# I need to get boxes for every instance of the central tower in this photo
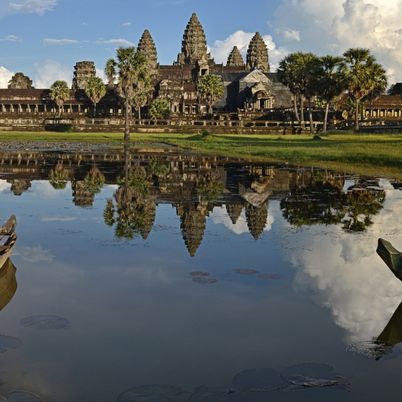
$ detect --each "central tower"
[177,13,210,66]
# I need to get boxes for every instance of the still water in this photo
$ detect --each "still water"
[0,147,401,401]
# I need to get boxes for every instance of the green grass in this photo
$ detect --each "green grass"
[1,131,402,179]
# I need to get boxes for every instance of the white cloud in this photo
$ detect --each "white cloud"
[96,38,134,47]
[32,60,71,88]
[210,30,288,71]
[276,28,301,42]
[43,38,80,46]
[121,22,132,27]
[271,0,402,82]
[0,66,13,88]
[0,34,21,42]
[9,0,57,15]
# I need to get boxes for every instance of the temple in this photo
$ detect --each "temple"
[0,13,294,131]
[0,12,400,131]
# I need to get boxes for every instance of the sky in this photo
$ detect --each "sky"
[0,0,401,88]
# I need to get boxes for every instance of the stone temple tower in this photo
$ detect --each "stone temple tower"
[227,46,245,68]
[177,13,209,66]
[72,61,96,91]
[138,29,158,73]
[246,33,270,73]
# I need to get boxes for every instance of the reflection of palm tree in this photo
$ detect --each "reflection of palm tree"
[104,144,156,240]
[281,176,385,232]
[72,167,105,208]
[49,162,69,190]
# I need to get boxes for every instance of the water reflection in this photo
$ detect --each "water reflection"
[0,259,17,311]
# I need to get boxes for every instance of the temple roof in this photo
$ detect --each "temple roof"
[247,32,270,73]
[227,46,245,68]
[179,13,209,65]
[138,29,158,71]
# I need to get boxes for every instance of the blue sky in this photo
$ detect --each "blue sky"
[0,0,401,87]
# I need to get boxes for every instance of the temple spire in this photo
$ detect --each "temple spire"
[227,46,245,68]
[177,13,209,65]
[137,29,158,72]
[246,32,270,73]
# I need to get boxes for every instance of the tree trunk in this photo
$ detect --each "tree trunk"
[300,96,305,128]
[138,107,141,123]
[124,100,130,142]
[308,98,314,134]
[355,98,360,132]
[293,96,300,122]
[94,103,97,117]
[323,102,330,134]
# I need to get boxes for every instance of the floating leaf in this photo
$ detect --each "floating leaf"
[231,368,286,392]
[190,272,210,278]
[0,335,22,353]
[7,391,43,402]
[20,315,70,330]
[257,274,283,281]
[192,277,217,285]
[188,386,231,402]
[233,269,259,276]
[117,384,188,402]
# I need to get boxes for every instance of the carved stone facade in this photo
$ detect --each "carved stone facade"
[227,47,245,68]
[138,29,158,73]
[8,73,33,90]
[246,33,270,73]
[72,61,96,91]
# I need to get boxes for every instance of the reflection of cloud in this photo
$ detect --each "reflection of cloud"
[0,180,11,192]
[284,181,402,345]
[211,205,274,235]
[41,216,77,222]
[15,246,54,263]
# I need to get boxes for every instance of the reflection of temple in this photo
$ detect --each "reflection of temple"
[0,259,17,311]
[0,150,387,256]
[7,179,31,196]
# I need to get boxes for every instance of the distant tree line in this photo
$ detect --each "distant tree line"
[277,48,388,133]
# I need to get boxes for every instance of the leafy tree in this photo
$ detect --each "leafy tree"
[343,48,387,131]
[85,76,107,116]
[197,74,224,115]
[50,80,70,116]
[278,52,320,132]
[149,98,170,121]
[105,47,151,141]
[316,56,347,133]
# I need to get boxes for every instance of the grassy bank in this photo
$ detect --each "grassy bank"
[1,131,402,179]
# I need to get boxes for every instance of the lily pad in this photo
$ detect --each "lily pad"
[0,335,22,353]
[233,269,259,276]
[192,277,217,285]
[190,272,210,277]
[20,315,70,330]
[188,387,231,402]
[231,368,286,392]
[281,363,347,390]
[257,274,282,281]
[7,391,43,402]
[117,384,188,402]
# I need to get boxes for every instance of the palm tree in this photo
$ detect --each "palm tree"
[105,58,117,87]
[197,74,224,115]
[85,76,107,116]
[317,56,347,133]
[343,48,387,131]
[50,80,70,116]
[106,47,151,141]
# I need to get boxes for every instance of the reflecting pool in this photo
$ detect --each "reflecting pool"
[0,147,401,401]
